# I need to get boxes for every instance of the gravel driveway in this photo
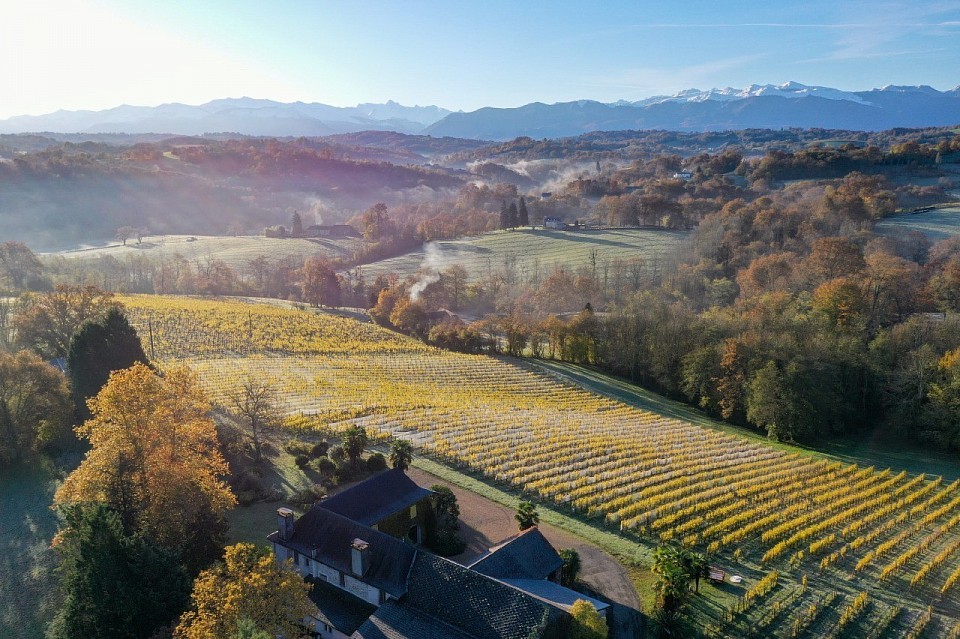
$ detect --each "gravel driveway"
[408,468,644,638]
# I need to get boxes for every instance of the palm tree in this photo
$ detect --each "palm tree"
[390,439,413,470]
[515,501,540,530]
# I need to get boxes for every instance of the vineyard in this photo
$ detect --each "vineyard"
[357,227,688,283]
[123,295,960,637]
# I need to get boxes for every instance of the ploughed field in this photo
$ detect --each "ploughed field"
[123,295,960,637]
[356,227,688,282]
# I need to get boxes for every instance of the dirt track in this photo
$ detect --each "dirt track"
[408,468,643,638]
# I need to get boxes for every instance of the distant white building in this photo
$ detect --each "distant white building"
[672,171,693,181]
[543,216,563,230]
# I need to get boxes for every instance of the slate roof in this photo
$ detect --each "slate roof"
[397,553,564,639]
[468,527,563,581]
[320,468,434,527]
[497,579,610,614]
[268,506,416,598]
[307,577,378,635]
[351,601,474,639]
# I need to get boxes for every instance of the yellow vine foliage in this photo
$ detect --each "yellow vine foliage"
[174,543,315,639]
[54,362,235,549]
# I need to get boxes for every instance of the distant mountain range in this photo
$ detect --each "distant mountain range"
[0,98,451,136]
[2,83,958,140]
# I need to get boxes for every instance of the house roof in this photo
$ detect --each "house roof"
[468,527,563,581]
[308,577,378,635]
[398,553,565,639]
[351,601,474,639]
[497,579,609,614]
[320,468,434,527]
[268,506,416,598]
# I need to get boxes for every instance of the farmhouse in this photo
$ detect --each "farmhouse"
[270,470,605,638]
[543,216,564,230]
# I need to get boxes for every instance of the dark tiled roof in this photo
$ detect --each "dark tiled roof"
[308,577,377,635]
[320,468,434,527]
[351,601,474,639]
[400,553,565,639]
[468,527,563,581]
[268,507,416,597]
[497,579,609,613]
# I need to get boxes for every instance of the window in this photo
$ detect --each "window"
[339,572,345,586]
[409,504,417,518]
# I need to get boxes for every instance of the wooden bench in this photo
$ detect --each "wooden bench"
[708,566,725,583]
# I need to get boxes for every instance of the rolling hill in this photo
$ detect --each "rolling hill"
[356,228,689,282]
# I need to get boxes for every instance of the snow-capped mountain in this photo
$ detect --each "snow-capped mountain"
[426,83,960,140]
[626,82,872,106]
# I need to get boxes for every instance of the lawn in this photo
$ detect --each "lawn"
[47,234,365,271]
[357,227,688,282]
[876,205,960,241]
[0,462,62,639]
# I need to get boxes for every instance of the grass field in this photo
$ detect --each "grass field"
[0,462,62,639]
[357,227,688,281]
[120,295,960,637]
[877,205,960,241]
[49,234,365,270]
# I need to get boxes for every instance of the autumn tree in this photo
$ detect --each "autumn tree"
[0,349,71,463]
[55,363,236,574]
[301,256,341,308]
[13,285,119,359]
[173,543,315,639]
[570,599,608,639]
[67,307,149,421]
[225,376,281,462]
[48,504,190,639]
[0,241,43,291]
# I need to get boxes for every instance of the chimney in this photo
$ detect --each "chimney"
[351,538,370,577]
[277,508,294,541]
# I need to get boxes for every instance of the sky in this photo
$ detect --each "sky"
[1,0,959,119]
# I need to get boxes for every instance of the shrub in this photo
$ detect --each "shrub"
[428,528,466,557]
[315,457,336,478]
[236,490,261,507]
[311,441,329,457]
[294,454,311,469]
[288,485,325,508]
[366,452,387,472]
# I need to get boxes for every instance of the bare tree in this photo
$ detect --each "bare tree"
[225,376,281,462]
[115,226,137,246]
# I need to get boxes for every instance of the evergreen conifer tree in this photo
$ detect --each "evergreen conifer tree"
[518,197,529,227]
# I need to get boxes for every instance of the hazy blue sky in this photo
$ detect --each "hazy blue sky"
[2,0,958,118]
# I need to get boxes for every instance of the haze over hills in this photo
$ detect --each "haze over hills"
[0,98,452,136]
[1,83,958,140]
